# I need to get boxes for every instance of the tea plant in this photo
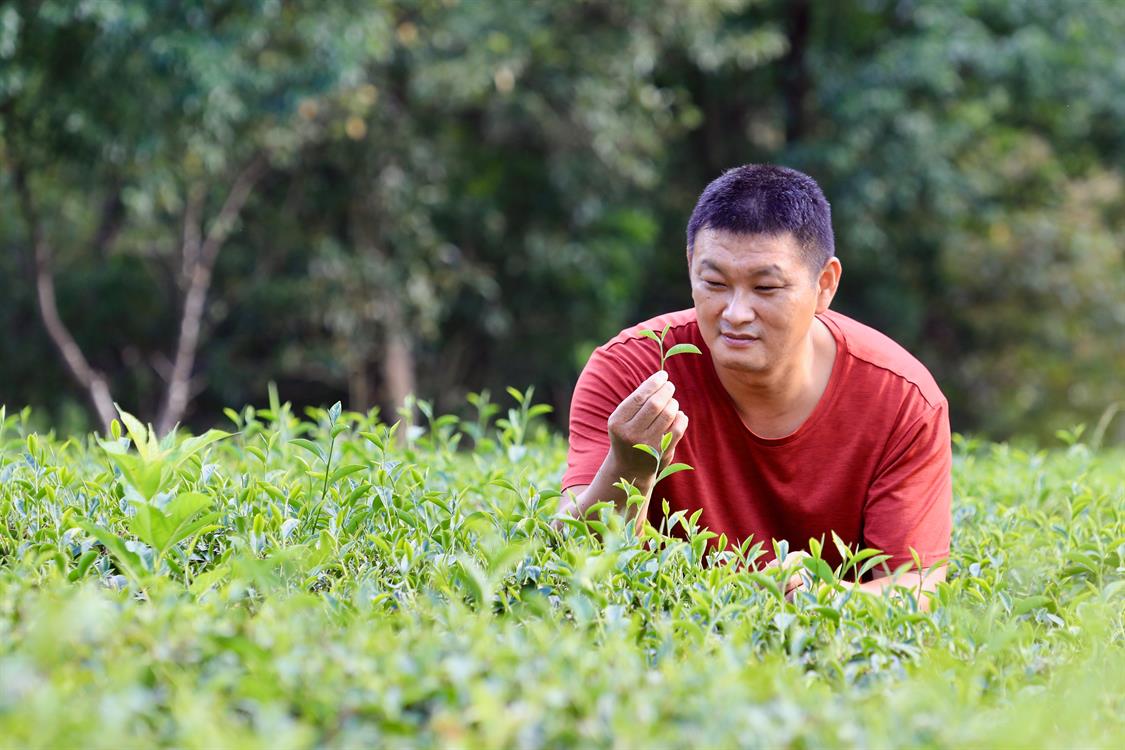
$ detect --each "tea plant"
[0,395,1122,749]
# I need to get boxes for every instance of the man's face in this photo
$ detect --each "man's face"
[689,229,838,376]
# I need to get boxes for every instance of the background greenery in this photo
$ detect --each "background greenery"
[2,0,1123,442]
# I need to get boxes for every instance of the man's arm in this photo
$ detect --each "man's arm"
[847,564,947,611]
[557,451,654,533]
[557,369,688,532]
[810,401,952,612]
[860,400,953,602]
[768,553,947,611]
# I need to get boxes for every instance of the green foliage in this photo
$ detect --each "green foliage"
[1,396,1123,747]
[796,0,1125,440]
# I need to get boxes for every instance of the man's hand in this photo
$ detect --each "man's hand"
[763,551,946,611]
[557,370,689,528]
[606,369,689,474]
[762,551,812,599]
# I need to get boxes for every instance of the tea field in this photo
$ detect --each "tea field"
[1,394,1122,748]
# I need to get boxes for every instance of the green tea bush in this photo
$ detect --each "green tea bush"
[0,394,1122,748]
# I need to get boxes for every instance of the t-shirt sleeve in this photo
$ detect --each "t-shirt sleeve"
[862,399,952,571]
[561,346,644,492]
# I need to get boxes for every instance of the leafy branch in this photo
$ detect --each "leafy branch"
[290,401,346,533]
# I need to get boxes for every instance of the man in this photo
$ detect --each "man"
[560,164,951,602]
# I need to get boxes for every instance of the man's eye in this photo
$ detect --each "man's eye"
[756,285,781,292]
[703,279,725,288]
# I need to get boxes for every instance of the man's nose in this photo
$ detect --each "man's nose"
[722,290,757,326]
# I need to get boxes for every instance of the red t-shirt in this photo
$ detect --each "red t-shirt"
[562,308,951,571]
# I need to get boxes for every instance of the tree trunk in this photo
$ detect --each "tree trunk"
[157,155,267,435]
[347,191,417,418]
[381,298,416,415]
[14,165,117,433]
[348,357,372,413]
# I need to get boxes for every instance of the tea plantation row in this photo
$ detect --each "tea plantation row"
[0,395,1122,748]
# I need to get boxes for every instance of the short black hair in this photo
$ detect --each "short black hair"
[686,164,834,271]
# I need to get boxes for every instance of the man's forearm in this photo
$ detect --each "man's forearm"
[838,566,947,611]
[559,451,658,528]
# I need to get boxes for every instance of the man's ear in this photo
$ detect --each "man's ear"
[815,258,842,313]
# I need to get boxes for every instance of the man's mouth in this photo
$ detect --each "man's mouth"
[720,332,759,347]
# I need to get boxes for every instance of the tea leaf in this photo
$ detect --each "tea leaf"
[656,463,694,483]
[803,556,836,586]
[290,438,325,462]
[664,343,702,358]
[1012,595,1052,616]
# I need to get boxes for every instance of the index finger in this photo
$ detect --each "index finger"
[616,370,670,422]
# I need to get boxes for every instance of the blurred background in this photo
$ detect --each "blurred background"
[1,0,1122,444]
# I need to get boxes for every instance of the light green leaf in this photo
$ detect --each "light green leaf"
[67,550,99,582]
[810,605,842,622]
[176,429,231,467]
[128,492,214,557]
[583,501,615,517]
[844,547,885,570]
[857,553,893,579]
[664,343,702,358]
[1013,595,1051,616]
[78,520,147,583]
[803,556,836,585]
[749,572,783,601]
[290,438,325,462]
[830,530,851,563]
[330,464,366,483]
[190,564,230,597]
[656,463,694,483]
[453,557,490,607]
[115,404,160,462]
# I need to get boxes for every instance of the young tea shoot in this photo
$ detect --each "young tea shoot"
[623,324,703,530]
[638,323,702,372]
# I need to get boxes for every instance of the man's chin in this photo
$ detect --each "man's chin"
[712,350,769,374]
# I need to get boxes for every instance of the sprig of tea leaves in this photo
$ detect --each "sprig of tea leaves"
[638,323,702,371]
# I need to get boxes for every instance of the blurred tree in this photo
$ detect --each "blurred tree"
[251,0,786,417]
[0,0,387,432]
[2,0,1120,443]
[797,0,1125,439]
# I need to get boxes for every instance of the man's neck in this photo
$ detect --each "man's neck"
[716,317,837,439]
